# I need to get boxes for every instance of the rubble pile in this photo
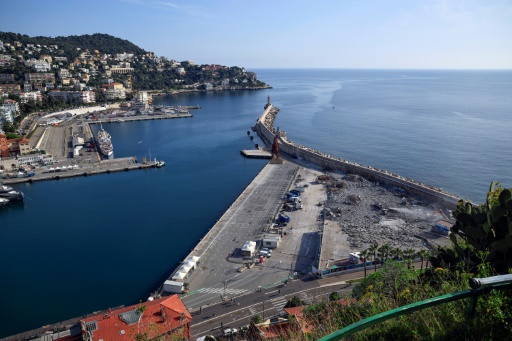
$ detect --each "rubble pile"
[324,173,448,250]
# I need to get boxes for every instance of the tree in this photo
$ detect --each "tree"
[368,243,379,272]
[250,314,263,324]
[392,247,403,261]
[378,243,392,264]
[329,292,340,301]
[284,296,306,308]
[417,249,430,274]
[360,249,369,278]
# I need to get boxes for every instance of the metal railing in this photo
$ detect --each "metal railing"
[319,274,512,341]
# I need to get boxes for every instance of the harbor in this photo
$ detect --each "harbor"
[0,98,194,185]
[151,99,456,314]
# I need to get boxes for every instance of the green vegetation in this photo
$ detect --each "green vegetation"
[0,32,145,59]
[250,314,263,324]
[329,292,341,301]
[284,296,307,308]
[431,181,512,274]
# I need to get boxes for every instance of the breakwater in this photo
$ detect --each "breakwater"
[254,104,460,208]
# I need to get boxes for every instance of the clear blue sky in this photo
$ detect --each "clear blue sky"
[1,0,511,69]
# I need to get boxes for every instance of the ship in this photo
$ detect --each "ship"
[96,124,114,157]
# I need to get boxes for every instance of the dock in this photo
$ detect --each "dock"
[240,149,272,159]
[1,158,161,184]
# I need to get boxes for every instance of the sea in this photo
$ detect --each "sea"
[0,69,510,337]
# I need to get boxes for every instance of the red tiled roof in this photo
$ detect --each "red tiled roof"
[81,295,191,341]
[253,321,300,339]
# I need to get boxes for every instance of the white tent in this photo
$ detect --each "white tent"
[184,260,196,269]
[186,255,200,263]
[172,271,187,280]
[49,167,55,172]
[179,264,192,273]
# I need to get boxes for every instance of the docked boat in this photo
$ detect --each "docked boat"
[0,183,14,193]
[155,160,165,168]
[0,190,24,202]
[96,124,114,157]
[0,197,8,206]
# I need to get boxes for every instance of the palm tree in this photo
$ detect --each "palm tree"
[418,249,430,274]
[368,243,379,271]
[404,248,416,269]
[378,243,392,263]
[392,247,403,261]
[360,249,369,278]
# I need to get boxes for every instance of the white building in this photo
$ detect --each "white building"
[104,88,126,100]
[131,91,151,111]
[48,90,96,104]
[1,100,19,114]
[19,91,42,103]
[241,240,256,257]
[17,154,55,166]
[262,234,281,249]
[0,108,14,123]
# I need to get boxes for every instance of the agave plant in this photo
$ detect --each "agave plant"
[430,181,512,274]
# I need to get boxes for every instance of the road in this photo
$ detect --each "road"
[189,260,424,339]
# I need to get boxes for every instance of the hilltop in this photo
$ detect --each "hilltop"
[0,32,269,132]
[0,32,146,59]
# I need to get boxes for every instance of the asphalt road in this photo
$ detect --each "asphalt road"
[190,261,424,339]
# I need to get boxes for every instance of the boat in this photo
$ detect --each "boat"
[96,123,114,157]
[0,190,24,202]
[155,160,165,168]
[0,183,15,193]
[0,197,8,206]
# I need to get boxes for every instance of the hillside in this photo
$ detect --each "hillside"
[0,32,145,59]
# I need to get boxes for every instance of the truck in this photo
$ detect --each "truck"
[278,213,291,224]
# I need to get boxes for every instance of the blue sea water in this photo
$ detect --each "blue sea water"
[0,69,511,336]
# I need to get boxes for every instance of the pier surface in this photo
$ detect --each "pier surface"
[158,161,328,314]
[240,149,272,159]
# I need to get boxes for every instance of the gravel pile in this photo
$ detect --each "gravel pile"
[324,173,449,250]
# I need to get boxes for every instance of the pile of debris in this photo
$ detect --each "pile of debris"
[324,173,449,250]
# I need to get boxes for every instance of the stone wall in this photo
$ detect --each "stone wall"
[255,105,459,208]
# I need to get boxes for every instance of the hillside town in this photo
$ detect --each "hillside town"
[0,33,268,139]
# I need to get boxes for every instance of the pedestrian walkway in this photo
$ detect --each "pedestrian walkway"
[197,287,248,296]
[270,297,288,313]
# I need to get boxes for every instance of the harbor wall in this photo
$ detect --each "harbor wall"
[255,105,460,208]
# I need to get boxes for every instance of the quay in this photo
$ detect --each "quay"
[87,112,192,124]
[1,158,159,185]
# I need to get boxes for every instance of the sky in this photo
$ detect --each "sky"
[1,0,511,69]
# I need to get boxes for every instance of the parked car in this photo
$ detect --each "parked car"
[261,248,272,257]
[224,327,239,336]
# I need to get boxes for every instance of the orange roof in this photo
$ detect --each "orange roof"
[81,295,192,341]
[284,306,315,334]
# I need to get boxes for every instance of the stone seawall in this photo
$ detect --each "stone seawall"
[255,104,460,208]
